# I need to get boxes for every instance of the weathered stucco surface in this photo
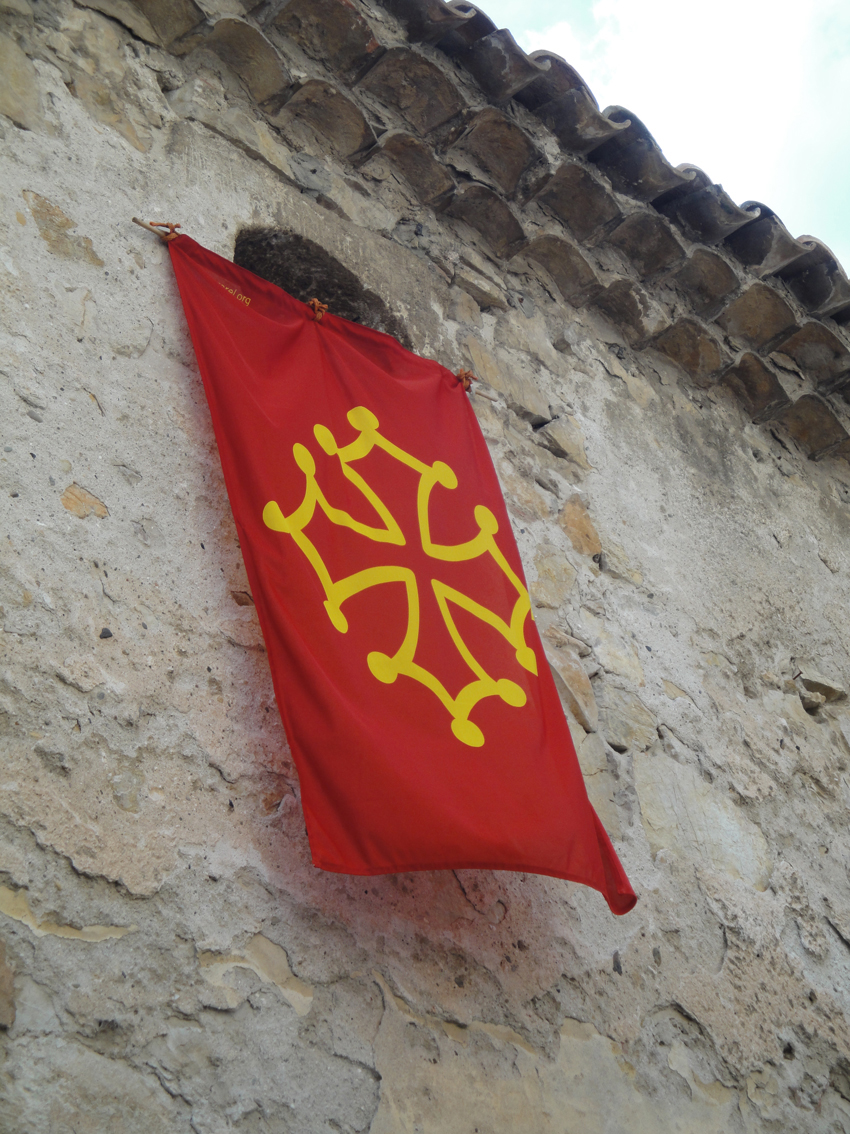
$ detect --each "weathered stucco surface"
[2,1,850,1130]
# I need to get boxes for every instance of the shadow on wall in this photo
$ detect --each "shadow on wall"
[233,228,412,349]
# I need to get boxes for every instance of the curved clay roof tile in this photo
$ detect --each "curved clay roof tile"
[445,107,540,196]
[774,394,850,459]
[379,0,478,43]
[517,234,600,306]
[188,19,291,106]
[725,207,811,278]
[651,317,730,388]
[773,323,850,391]
[357,48,466,134]
[660,181,761,246]
[436,1,497,51]
[778,240,850,322]
[357,131,456,206]
[516,50,597,111]
[130,0,204,47]
[273,80,376,158]
[672,249,740,319]
[721,352,793,423]
[445,182,526,258]
[272,0,384,82]
[606,212,686,280]
[451,28,550,103]
[715,282,798,352]
[533,162,622,244]
[533,90,629,155]
[587,109,696,202]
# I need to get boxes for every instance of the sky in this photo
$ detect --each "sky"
[478,0,850,273]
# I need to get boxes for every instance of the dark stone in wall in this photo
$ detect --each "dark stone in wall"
[233,229,412,349]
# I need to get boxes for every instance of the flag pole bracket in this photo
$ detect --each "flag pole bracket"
[132,217,182,243]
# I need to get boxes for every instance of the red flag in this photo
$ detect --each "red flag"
[167,235,636,915]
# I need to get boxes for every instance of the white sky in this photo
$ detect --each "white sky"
[479,0,850,272]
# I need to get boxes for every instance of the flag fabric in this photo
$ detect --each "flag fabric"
[167,235,636,915]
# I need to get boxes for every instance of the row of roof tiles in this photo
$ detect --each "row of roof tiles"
[121,0,850,463]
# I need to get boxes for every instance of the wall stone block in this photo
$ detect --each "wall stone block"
[0,31,47,132]
[634,746,773,890]
[558,494,602,556]
[544,636,598,733]
[597,685,657,753]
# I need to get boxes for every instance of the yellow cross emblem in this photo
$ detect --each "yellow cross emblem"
[263,406,537,747]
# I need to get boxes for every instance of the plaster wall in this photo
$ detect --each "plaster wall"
[2,3,850,1131]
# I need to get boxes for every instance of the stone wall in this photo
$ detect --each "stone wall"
[2,0,850,1130]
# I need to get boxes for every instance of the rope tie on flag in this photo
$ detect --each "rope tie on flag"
[456,368,475,393]
[308,298,328,322]
[131,217,181,243]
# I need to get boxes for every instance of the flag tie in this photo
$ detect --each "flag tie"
[456,368,475,393]
[308,298,329,322]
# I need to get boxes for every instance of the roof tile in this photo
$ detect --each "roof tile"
[658,174,761,245]
[725,207,810,278]
[518,234,599,305]
[273,80,375,157]
[721,352,794,423]
[772,323,850,391]
[357,47,465,133]
[379,0,475,43]
[272,0,383,81]
[445,182,526,257]
[672,249,740,318]
[606,212,685,280]
[445,107,539,196]
[533,161,621,243]
[360,131,455,205]
[193,19,291,106]
[774,394,850,459]
[651,318,730,387]
[715,282,798,351]
[589,278,669,347]
[588,109,695,201]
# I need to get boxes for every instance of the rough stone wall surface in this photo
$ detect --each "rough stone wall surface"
[2,1,850,1131]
